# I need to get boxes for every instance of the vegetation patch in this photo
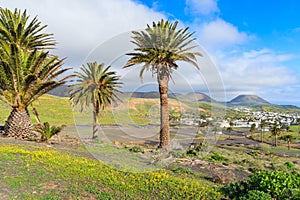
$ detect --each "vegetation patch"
[0,144,220,199]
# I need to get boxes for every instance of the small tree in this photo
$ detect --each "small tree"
[227,127,233,139]
[280,134,296,150]
[250,123,256,135]
[227,121,234,139]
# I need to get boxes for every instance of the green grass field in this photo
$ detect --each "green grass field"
[0,143,220,199]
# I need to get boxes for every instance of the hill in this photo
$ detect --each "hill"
[181,92,217,102]
[46,87,300,111]
[48,85,71,97]
[228,94,270,106]
[119,91,215,103]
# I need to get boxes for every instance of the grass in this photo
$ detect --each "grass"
[0,95,186,126]
[251,125,300,147]
[0,143,221,199]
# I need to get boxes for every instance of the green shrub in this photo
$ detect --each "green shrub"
[186,149,199,157]
[129,146,144,153]
[284,161,295,170]
[170,166,195,175]
[222,170,300,199]
[210,152,228,162]
[239,190,272,200]
[35,122,65,142]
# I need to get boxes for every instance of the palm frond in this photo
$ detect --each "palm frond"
[124,19,202,82]
[70,62,123,114]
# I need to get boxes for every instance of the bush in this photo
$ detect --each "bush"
[209,152,228,162]
[170,166,195,175]
[222,170,300,199]
[284,161,295,170]
[129,146,144,153]
[239,190,272,200]
[35,122,65,142]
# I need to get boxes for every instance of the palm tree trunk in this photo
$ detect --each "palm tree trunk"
[261,130,263,143]
[3,107,33,140]
[92,104,99,139]
[158,74,170,148]
[288,141,291,150]
[274,135,277,146]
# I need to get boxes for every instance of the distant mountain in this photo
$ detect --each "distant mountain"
[120,91,215,102]
[47,87,299,110]
[228,95,270,106]
[181,92,216,102]
[48,85,71,97]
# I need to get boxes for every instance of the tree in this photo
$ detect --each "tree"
[70,62,122,139]
[250,123,256,135]
[297,118,300,134]
[0,8,70,139]
[259,120,266,143]
[227,121,234,139]
[124,19,201,148]
[271,124,281,146]
[227,126,233,139]
[279,134,296,150]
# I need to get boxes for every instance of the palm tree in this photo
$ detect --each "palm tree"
[0,8,70,139]
[260,119,266,143]
[297,118,300,134]
[250,123,256,135]
[271,123,281,146]
[124,19,201,148]
[70,62,122,139]
[280,134,296,150]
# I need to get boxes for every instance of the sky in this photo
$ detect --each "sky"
[1,0,300,106]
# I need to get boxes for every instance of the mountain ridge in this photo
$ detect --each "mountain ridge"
[227,94,271,106]
[47,85,299,108]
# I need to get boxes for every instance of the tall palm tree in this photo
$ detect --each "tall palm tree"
[124,19,201,148]
[271,123,281,146]
[260,119,266,143]
[0,8,70,139]
[70,62,122,139]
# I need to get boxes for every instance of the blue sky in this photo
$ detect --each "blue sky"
[1,0,300,105]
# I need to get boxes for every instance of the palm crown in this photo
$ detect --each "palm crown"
[70,62,122,112]
[0,8,55,50]
[124,19,201,81]
[0,46,70,109]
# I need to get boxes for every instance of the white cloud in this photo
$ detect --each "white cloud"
[185,0,219,16]
[218,49,298,97]
[1,0,164,68]
[197,18,251,50]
